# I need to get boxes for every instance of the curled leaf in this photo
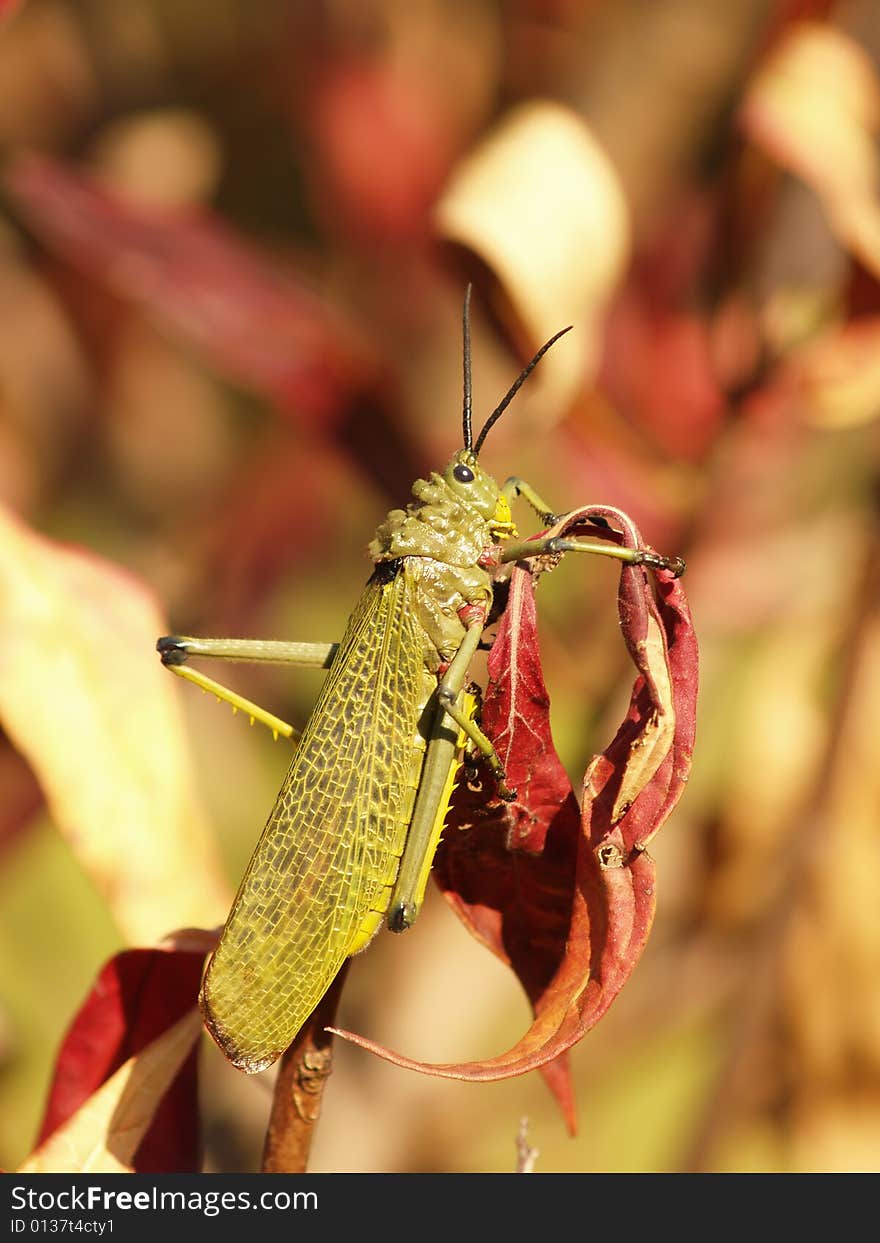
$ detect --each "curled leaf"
[330,509,697,1117]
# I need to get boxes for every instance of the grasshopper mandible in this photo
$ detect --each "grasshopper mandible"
[158,288,684,1073]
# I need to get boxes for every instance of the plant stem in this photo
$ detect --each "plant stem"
[261,963,350,1173]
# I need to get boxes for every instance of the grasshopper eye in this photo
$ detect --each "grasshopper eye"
[453,464,475,483]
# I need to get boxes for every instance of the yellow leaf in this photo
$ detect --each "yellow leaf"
[789,318,880,427]
[435,100,629,415]
[0,502,229,942]
[742,23,880,276]
[18,1010,203,1173]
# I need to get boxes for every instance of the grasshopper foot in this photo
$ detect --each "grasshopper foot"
[637,551,686,578]
[156,636,189,666]
[387,900,416,934]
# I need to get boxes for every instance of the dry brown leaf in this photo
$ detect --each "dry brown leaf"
[0,501,229,942]
[19,1009,203,1173]
[435,100,629,412]
[742,23,880,277]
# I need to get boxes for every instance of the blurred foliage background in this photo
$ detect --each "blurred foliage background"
[1,0,879,1173]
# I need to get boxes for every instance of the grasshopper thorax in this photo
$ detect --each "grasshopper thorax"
[369,450,512,567]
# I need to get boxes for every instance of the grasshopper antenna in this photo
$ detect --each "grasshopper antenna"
[462,283,474,451]
[473,323,573,456]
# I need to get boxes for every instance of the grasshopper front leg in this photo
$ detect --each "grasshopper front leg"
[500,477,685,576]
[499,474,686,576]
[435,609,517,801]
[502,476,559,527]
[499,534,685,576]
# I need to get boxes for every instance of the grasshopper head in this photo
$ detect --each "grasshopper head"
[443,449,499,516]
[442,448,514,537]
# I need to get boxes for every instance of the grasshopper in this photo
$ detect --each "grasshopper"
[158,288,683,1073]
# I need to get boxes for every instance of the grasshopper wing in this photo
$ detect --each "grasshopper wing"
[201,565,431,1072]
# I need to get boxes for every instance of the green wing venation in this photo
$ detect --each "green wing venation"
[201,567,429,1070]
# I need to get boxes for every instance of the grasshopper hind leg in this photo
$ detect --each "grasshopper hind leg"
[156,635,340,742]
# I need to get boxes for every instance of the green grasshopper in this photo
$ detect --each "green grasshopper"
[158,288,683,1073]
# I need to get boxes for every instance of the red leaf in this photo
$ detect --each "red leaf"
[37,942,209,1173]
[307,59,456,242]
[600,268,726,462]
[4,153,375,423]
[330,509,698,1124]
[4,153,427,504]
[437,566,582,1128]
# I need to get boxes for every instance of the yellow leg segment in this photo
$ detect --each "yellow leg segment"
[167,664,298,743]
